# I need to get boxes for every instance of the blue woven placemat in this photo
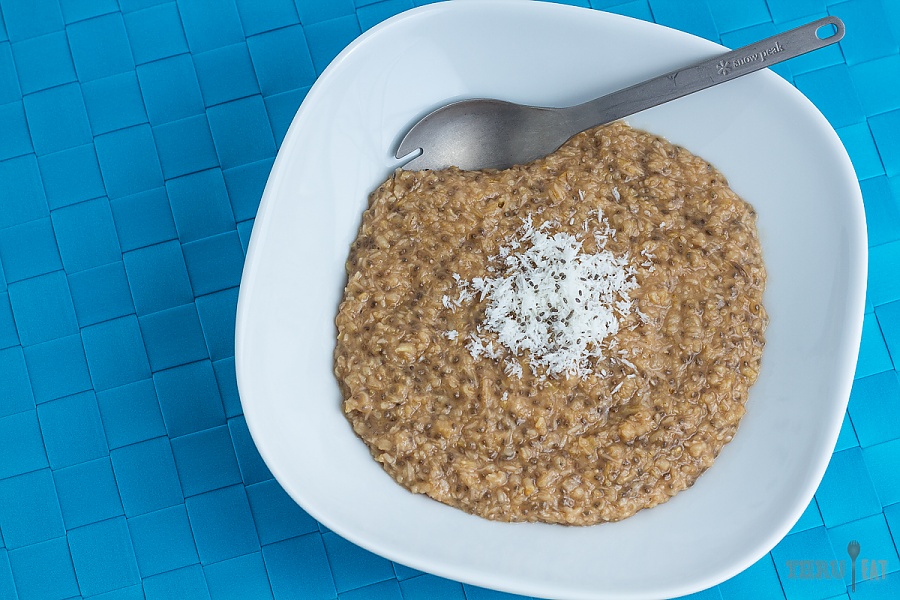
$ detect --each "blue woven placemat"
[0,0,898,598]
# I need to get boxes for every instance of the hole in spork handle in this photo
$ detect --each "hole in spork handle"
[816,23,839,39]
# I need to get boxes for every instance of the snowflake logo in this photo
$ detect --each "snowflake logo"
[716,60,731,76]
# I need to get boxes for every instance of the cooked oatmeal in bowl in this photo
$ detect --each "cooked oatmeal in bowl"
[334,121,767,525]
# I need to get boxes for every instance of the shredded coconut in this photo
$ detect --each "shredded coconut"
[442,277,473,312]
[450,215,638,379]
[618,356,638,372]
[504,360,523,378]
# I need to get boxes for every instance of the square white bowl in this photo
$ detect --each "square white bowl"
[235,3,867,598]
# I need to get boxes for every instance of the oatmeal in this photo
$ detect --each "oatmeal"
[334,122,767,525]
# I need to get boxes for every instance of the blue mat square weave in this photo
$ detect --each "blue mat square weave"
[153,115,219,180]
[0,101,32,162]
[54,456,125,530]
[0,468,64,549]
[0,1,899,599]
[109,187,178,253]
[96,378,168,450]
[9,31,75,96]
[128,503,199,578]
[67,12,134,82]
[23,333,92,403]
[0,44,22,105]
[193,42,259,107]
[6,536,80,599]
[110,436,184,518]
[124,3,189,66]
[82,72,148,136]
[81,315,152,391]
[0,154,48,229]
[0,217,62,283]
[0,347,31,413]
[67,516,141,596]
[0,410,47,480]
[58,0,118,26]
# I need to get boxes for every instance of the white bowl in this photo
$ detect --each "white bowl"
[235,2,866,598]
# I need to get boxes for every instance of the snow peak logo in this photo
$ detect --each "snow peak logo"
[716,41,785,75]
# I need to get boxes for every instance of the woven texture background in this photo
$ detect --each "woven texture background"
[0,0,898,598]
